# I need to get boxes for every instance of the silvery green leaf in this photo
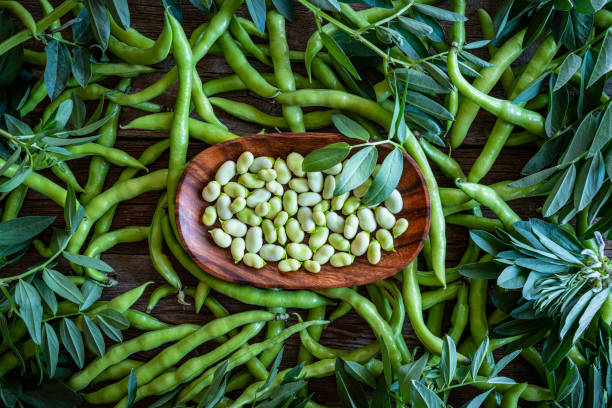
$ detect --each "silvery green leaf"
[42,323,59,377]
[44,40,72,100]
[542,163,576,217]
[471,337,489,379]
[469,230,508,254]
[588,182,612,224]
[588,103,612,157]
[405,90,454,121]
[362,148,402,206]
[523,130,572,175]
[398,16,433,37]
[587,30,612,87]
[321,31,359,80]
[411,10,445,42]
[510,166,562,188]
[71,48,91,89]
[440,336,456,387]
[126,369,138,408]
[344,361,376,388]
[83,315,105,356]
[0,146,21,178]
[4,114,33,136]
[497,265,527,289]
[464,40,491,49]
[14,280,43,345]
[529,219,582,253]
[545,75,569,138]
[85,0,110,49]
[560,290,594,338]
[0,216,54,245]
[409,380,445,408]
[200,361,229,408]
[302,142,350,172]
[412,4,467,21]
[513,73,549,104]
[335,358,369,408]
[514,258,568,274]
[64,114,113,136]
[60,318,85,368]
[334,146,377,196]
[490,350,521,378]
[107,0,130,30]
[420,62,455,93]
[460,261,503,279]
[331,114,369,141]
[80,280,103,311]
[33,278,58,315]
[573,152,606,212]
[554,53,582,91]
[487,377,516,384]
[531,229,583,265]
[310,0,340,12]
[62,252,114,272]
[271,0,293,21]
[573,287,611,342]
[98,308,130,329]
[459,50,494,68]
[97,315,123,342]
[261,347,283,389]
[464,390,494,408]
[43,268,84,304]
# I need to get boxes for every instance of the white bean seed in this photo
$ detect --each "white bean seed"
[250,156,274,172]
[304,260,321,273]
[298,192,322,207]
[343,214,358,239]
[286,243,313,261]
[313,244,334,265]
[222,219,247,237]
[246,188,272,208]
[307,172,323,192]
[210,228,232,248]
[231,237,245,262]
[367,240,381,264]
[322,175,336,200]
[215,161,236,185]
[357,208,376,232]
[393,218,409,238]
[201,206,217,226]
[323,162,342,175]
[350,231,370,256]
[286,218,304,243]
[243,252,266,269]
[375,206,396,230]
[274,159,292,184]
[279,258,301,272]
[260,244,285,262]
[287,152,305,177]
[297,207,316,233]
[216,194,232,220]
[385,189,403,214]
[326,211,345,233]
[330,252,354,267]
[202,181,221,202]
[288,178,309,193]
[236,151,254,174]
[245,226,263,253]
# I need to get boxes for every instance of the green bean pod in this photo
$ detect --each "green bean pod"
[455,180,522,231]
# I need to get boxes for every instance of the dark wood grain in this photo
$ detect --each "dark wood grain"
[176,133,430,289]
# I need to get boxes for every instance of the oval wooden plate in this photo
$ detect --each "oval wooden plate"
[175,133,430,289]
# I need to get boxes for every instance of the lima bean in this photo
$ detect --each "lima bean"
[288,178,309,193]
[260,244,285,262]
[385,189,402,214]
[353,178,371,198]
[257,168,277,182]
[216,195,233,220]
[304,260,321,273]
[277,226,287,245]
[236,151,254,174]
[222,219,247,237]
[367,240,381,265]
[246,188,271,208]
[307,172,323,192]
[237,208,262,226]
[375,206,396,230]
[314,200,330,213]
[297,207,315,233]
[250,156,274,172]
[286,218,304,243]
[287,152,305,177]
[224,182,248,198]
[286,243,313,261]
[313,244,334,265]
[266,180,284,196]
[324,162,342,175]
[332,192,349,211]
[243,252,266,269]
[393,218,409,238]
[274,158,291,184]
[329,233,350,252]
[343,214,358,240]
[376,229,394,251]
[322,175,335,199]
[238,173,265,189]
[357,208,376,232]
[282,190,298,215]
[326,212,345,233]
[330,252,354,267]
[255,202,270,217]
[211,228,232,248]
[298,192,322,207]
[215,161,236,185]
[201,206,217,226]
[231,238,245,262]
[350,231,369,256]
[230,197,246,213]
[274,211,289,227]
[202,181,221,202]
[262,219,277,243]
[279,258,300,272]
[245,227,263,253]
[313,210,326,226]
[342,196,361,216]
[308,227,329,250]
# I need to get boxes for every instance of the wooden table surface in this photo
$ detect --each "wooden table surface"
[17,0,550,406]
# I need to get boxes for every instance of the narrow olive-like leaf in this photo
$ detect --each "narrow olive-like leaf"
[334,146,377,196]
[362,148,402,206]
[53,99,74,131]
[588,30,612,87]
[560,290,594,338]
[85,0,110,49]
[405,90,453,121]
[588,103,612,157]
[80,280,103,311]
[523,2,553,48]
[14,280,43,345]
[398,16,433,37]
[411,10,445,42]
[335,359,368,408]
[464,40,491,49]
[573,287,611,342]
[65,114,113,136]
[62,252,114,272]
[261,347,283,389]
[97,315,123,342]
[71,48,91,88]
[460,50,494,68]
[0,146,21,178]
[126,369,138,408]
[245,0,266,32]
[200,361,229,408]
[43,268,84,304]
[271,0,293,21]
[44,40,71,100]
[465,390,494,408]
[471,337,490,379]
[380,340,393,387]
[440,336,457,387]
[460,262,503,279]
[410,380,446,407]
[82,315,105,357]
[543,163,576,217]
[573,153,606,211]
[420,62,455,92]
[554,54,582,91]
[412,4,467,21]
[560,113,597,164]
[311,0,340,11]
[70,93,87,128]
[302,142,350,172]
[331,114,369,141]
[4,115,33,136]
[60,318,85,368]
[0,216,55,245]
[545,76,569,138]
[513,73,548,103]
[106,0,130,30]
[320,32,360,80]
[98,308,130,329]
[510,166,561,188]
[490,350,521,378]
[0,161,32,193]
[344,361,377,388]
[42,323,59,377]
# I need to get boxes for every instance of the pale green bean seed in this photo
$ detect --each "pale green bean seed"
[351,231,370,256]
[222,219,247,237]
[326,211,345,233]
[246,188,272,208]
[277,226,287,245]
[313,244,334,265]
[324,162,342,175]
[392,218,409,238]
[224,182,248,198]
[384,189,403,214]
[231,237,245,262]
[279,258,300,272]
[210,228,232,248]
[202,181,221,202]
[243,252,266,269]
[274,158,292,184]
[353,178,372,198]
[236,151,254,174]
[372,164,381,178]
[260,244,285,262]
[331,192,349,211]
[238,173,265,189]
[202,206,217,226]
[298,192,322,207]
[343,214,358,239]
[309,227,329,250]
[258,168,277,182]
[376,229,394,251]
[230,197,246,214]
[322,175,336,200]
[255,202,270,217]
[357,208,376,232]
[266,196,282,219]
[282,190,298,216]
[313,210,326,226]
[245,226,263,253]
[367,240,381,265]
[286,243,313,261]
[375,206,396,230]
[329,233,350,252]
[262,219,277,243]
[216,194,232,220]
[307,172,323,192]
[286,218,304,243]
[304,260,321,273]
[274,211,289,227]
[287,152,305,177]
[297,207,315,233]
[236,208,262,226]
[288,178,309,193]
[250,156,274,173]
[342,196,361,216]
[215,161,236,185]
[266,180,284,196]
[330,252,354,267]
[313,200,330,213]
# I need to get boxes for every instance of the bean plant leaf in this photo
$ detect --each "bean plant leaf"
[60,318,85,368]
[83,316,105,357]
[588,103,612,157]
[14,280,43,345]
[412,4,467,22]
[471,337,490,379]
[33,278,58,315]
[545,75,569,138]
[554,54,582,91]
[71,48,91,89]
[398,17,433,37]
[344,361,376,389]
[573,152,605,211]
[411,10,445,42]
[335,358,368,408]
[0,216,54,246]
[0,381,21,408]
[405,91,453,121]
[246,0,266,33]
[362,148,403,206]
[334,146,377,196]
[440,336,457,387]
[310,0,340,12]
[271,0,293,21]
[302,142,350,172]
[199,361,229,408]
[42,323,59,377]
[107,0,130,30]
[331,114,369,141]
[80,280,103,311]
[588,29,612,87]
[43,268,84,304]
[320,32,360,80]
[542,164,576,217]
[44,40,72,100]
[126,369,138,408]
[85,0,110,50]
[62,252,114,272]
[98,308,130,330]
[97,315,123,342]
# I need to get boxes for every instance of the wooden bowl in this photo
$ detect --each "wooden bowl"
[175,133,430,289]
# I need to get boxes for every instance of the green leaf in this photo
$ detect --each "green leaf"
[559,9,593,51]
[412,4,467,21]
[542,163,576,217]
[560,113,597,164]
[471,337,490,379]
[0,216,55,245]
[510,166,562,188]
[19,380,83,407]
[0,10,24,87]
[460,262,503,279]
[554,54,582,91]
[199,361,229,408]
[335,358,368,408]
[271,0,293,21]
[33,278,58,315]
[83,315,105,357]
[60,318,85,368]
[459,50,494,68]
[311,0,340,12]
[44,40,71,100]
[0,380,20,408]
[560,290,594,338]
[545,75,569,138]
[411,10,445,42]
[573,287,611,342]
[573,152,606,211]
[53,99,74,131]
[97,315,123,342]
[126,369,138,408]
[410,380,445,408]
[14,280,43,345]
[4,114,33,136]
[80,280,103,311]
[334,146,377,196]
[361,148,402,206]
[245,0,266,33]
[107,0,130,30]
[420,62,455,93]
[440,336,457,387]
[490,350,521,378]
[344,361,376,388]
[42,323,59,377]
[70,93,87,128]
[302,142,350,172]
[0,161,32,194]
[62,252,114,272]
[98,308,130,330]
[85,0,110,49]
[465,390,494,408]
[588,103,612,157]
[389,23,428,60]
[470,230,509,254]
[320,31,359,80]
[588,30,612,87]
[43,268,84,304]
[261,347,283,389]
[331,114,369,141]
[398,67,453,95]
[398,17,433,37]
[71,48,91,89]
[523,2,553,48]
[497,265,527,289]
[405,90,454,121]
